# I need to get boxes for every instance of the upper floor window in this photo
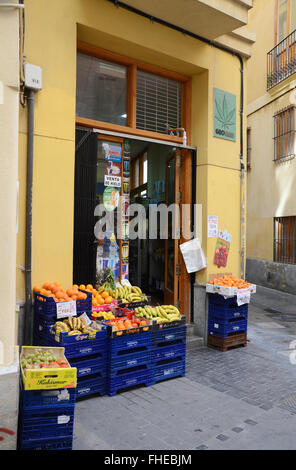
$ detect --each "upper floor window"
[76,45,190,140]
[76,52,127,126]
[136,70,182,134]
[277,0,296,43]
[273,105,296,162]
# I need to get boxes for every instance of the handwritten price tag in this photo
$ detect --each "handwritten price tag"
[237,288,250,306]
[56,301,77,319]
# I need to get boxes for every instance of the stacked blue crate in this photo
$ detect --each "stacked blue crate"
[106,332,152,396]
[17,379,76,451]
[151,325,187,385]
[33,295,108,399]
[208,293,248,338]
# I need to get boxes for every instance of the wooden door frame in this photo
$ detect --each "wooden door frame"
[179,149,192,322]
[164,150,180,306]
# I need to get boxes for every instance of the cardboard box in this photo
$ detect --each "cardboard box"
[20,346,77,390]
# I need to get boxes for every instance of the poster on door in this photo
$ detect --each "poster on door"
[103,142,122,162]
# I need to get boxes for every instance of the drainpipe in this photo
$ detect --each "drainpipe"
[108,0,246,279]
[23,88,35,345]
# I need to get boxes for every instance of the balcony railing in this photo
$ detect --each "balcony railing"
[267,29,296,90]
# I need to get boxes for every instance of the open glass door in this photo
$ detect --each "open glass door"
[164,149,181,307]
[96,135,124,284]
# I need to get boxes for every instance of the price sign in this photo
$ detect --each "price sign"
[104,175,121,188]
[56,301,77,319]
[236,288,250,306]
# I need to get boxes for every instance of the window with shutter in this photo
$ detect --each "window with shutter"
[136,70,182,135]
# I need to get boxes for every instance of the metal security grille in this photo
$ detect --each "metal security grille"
[73,129,97,285]
[274,216,296,264]
[273,105,296,162]
[136,70,182,134]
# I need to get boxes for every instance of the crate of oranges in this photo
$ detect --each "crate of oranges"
[33,282,92,320]
[206,275,256,297]
[101,316,153,337]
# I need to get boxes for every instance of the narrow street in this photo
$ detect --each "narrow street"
[73,287,296,451]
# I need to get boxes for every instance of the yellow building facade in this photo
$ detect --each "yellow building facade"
[10,0,255,363]
[246,0,296,293]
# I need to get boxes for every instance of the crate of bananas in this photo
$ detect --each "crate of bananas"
[134,305,186,329]
[51,315,105,343]
[109,284,150,308]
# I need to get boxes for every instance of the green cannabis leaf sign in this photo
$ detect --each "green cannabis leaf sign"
[214,88,236,142]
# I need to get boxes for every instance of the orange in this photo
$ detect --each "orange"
[86,284,93,290]
[79,284,86,290]
[105,296,113,304]
[55,291,64,300]
[33,285,41,293]
[101,291,109,299]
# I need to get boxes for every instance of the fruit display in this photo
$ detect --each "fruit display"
[78,283,115,306]
[209,275,251,289]
[53,316,98,336]
[107,317,150,332]
[20,348,69,369]
[92,311,115,320]
[134,305,181,324]
[33,282,87,302]
[110,284,148,304]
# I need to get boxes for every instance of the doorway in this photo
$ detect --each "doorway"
[73,129,194,321]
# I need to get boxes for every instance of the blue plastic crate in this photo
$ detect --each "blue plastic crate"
[208,303,248,321]
[107,369,151,396]
[34,320,108,359]
[19,380,76,410]
[34,289,92,320]
[18,406,75,442]
[152,343,186,364]
[76,373,106,399]
[208,317,248,338]
[108,331,152,357]
[108,350,151,377]
[151,358,186,385]
[208,293,240,308]
[152,325,187,349]
[69,352,107,378]
[18,435,73,451]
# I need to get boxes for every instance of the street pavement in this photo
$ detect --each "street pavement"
[73,286,296,451]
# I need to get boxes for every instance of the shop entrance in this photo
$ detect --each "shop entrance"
[73,130,195,321]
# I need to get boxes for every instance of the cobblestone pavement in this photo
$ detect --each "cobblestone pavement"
[73,287,296,451]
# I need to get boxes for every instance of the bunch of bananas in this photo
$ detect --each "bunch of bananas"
[134,305,181,324]
[110,285,148,304]
[53,316,97,336]
[96,282,113,296]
